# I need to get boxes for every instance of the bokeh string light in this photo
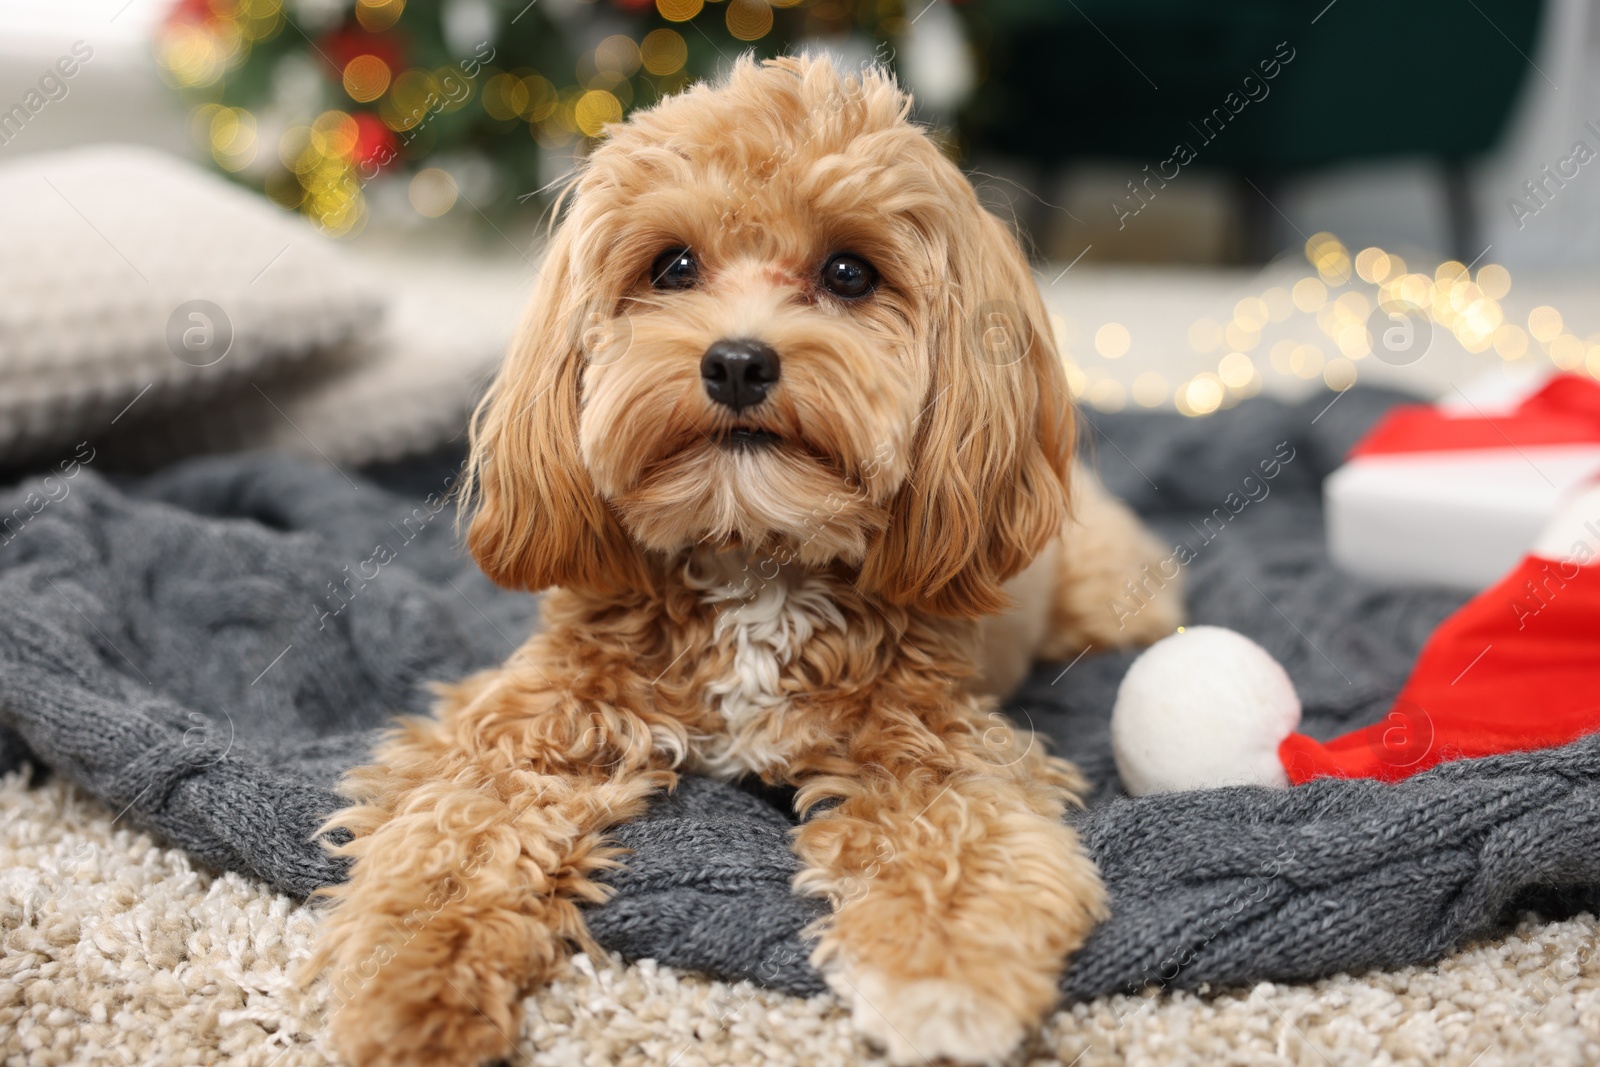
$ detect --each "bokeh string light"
[1063,232,1600,417]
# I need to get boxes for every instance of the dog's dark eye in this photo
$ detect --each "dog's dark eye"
[651,248,698,290]
[820,253,876,299]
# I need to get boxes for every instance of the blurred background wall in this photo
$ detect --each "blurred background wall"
[1,0,1590,270]
[6,0,1599,427]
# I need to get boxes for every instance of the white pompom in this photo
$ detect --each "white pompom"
[1111,626,1300,796]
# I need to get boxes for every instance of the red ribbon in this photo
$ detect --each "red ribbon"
[1350,373,1600,458]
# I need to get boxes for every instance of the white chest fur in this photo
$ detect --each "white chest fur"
[683,552,845,779]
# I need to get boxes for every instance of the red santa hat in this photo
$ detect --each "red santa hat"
[1112,381,1600,795]
[1280,477,1600,784]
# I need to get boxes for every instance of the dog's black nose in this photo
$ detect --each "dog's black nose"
[700,338,780,412]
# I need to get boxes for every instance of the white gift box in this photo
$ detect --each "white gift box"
[1325,371,1600,589]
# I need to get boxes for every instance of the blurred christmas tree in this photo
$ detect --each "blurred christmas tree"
[156,0,920,237]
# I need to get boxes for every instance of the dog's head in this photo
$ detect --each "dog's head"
[466,54,1072,617]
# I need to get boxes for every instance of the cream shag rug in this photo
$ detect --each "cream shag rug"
[3,771,1599,1067]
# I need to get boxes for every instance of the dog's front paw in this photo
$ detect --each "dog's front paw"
[321,928,527,1067]
[827,962,1031,1065]
[329,987,520,1067]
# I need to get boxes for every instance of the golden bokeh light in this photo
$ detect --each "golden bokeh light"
[309,110,358,158]
[574,89,623,137]
[1233,296,1269,330]
[1323,356,1358,391]
[1217,352,1255,389]
[523,75,558,122]
[1493,324,1529,360]
[1333,291,1370,321]
[236,0,283,41]
[1463,297,1502,335]
[727,0,775,40]
[1457,326,1493,354]
[1306,232,1351,285]
[657,0,704,21]
[1355,247,1394,284]
[355,0,405,32]
[641,29,689,76]
[1291,277,1326,313]
[1446,281,1482,314]
[1305,232,1340,261]
[1336,323,1371,359]
[297,144,367,238]
[1551,333,1585,369]
[388,69,440,130]
[1094,322,1131,359]
[158,22,238,88]
[1529,305,1564,343]
[1182,374,1225,416]
[595,35,642,77]
[208,106,257,172]
[342,54,391,103]
[1391,272,1433,309]
[1476,263,1512,300]
[1318,254,1352,286]
[483,73,529,121]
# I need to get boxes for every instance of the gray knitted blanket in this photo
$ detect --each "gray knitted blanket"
[5,388,1600,1003]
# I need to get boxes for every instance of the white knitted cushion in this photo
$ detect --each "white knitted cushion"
[92,256,526,469]
[0,145,384,465]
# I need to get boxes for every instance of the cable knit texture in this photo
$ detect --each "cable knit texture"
[3,389,1598,1002]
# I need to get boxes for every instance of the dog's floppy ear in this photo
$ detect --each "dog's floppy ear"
[858,206,1073,618]
[462,222,649,596]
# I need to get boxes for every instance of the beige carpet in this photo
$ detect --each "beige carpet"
[3,772,1599,1066]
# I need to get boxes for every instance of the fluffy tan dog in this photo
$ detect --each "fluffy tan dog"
[309,53,1180,1067]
